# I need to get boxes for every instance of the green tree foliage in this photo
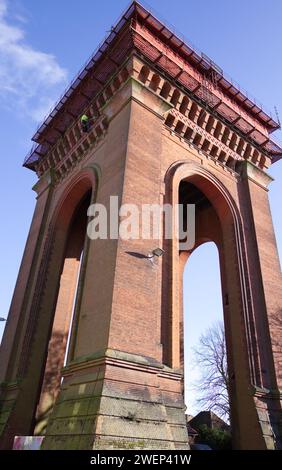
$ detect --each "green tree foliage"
[197,424,232,450]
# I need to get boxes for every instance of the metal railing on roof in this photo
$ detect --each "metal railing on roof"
[136,1,276,122]
[32,1,137,141]
[31,0,278,143]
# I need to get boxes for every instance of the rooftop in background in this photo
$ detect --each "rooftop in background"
[189,410,230,433]
[23,1,282,171]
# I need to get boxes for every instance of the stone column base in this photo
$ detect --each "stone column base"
[41,349,189,450]
[253,386,282,450]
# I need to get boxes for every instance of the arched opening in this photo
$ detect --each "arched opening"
[183,244,231,430]
[188,102,199,121]
[177,180,226,361]
[162,162,276,448]
[170,89,180,106]
[33,189,91,435]
[138,65,150,84]
[149,73,161,92]
[179,96,190,115]
[160,81,171,99]
[162,162,280,449]
[177,179,231,443]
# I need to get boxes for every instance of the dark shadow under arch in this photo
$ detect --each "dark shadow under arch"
[33,188,92,435]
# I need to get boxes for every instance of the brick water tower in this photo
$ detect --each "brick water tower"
[0,1,282,450]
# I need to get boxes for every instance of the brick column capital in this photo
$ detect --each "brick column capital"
[32,169,54,197]
[241,161,274,189]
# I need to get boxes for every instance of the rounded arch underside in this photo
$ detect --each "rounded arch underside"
[51,165,100,231]
[32,166,100,435]
[162,161,242,369]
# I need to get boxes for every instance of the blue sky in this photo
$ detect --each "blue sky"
[0,0,281,416]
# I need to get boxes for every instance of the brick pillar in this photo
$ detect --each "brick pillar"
[239,162,282,448]
[0,171,54,449]
[41,82,188,450]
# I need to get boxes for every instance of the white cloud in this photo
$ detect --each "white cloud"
[0,0,67,121]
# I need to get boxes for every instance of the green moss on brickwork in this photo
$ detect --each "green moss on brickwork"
[65,436,82,450]
[41,435,82,450]
[0,405,15,439]
[0,411,10,425]
[93,438,146,450]
[0,380,20,389]
[115,439,146,450]
[0,423,6,435]
[0,400,15,412]
[0,393,17,440]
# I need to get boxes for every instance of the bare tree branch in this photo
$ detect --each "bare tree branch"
[191,321,230,421]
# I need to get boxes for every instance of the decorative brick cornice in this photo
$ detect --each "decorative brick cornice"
[32,169,54,197]
[34,62,132,183]
[36,114,109,184]
[24,3,281,175]
[33,55,274,183]
[132,59,271,174]
[242,161,274,189]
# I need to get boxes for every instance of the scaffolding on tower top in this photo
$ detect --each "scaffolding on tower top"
[23,1,282,171]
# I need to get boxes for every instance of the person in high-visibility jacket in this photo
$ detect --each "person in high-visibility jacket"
[80,114,90,133]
